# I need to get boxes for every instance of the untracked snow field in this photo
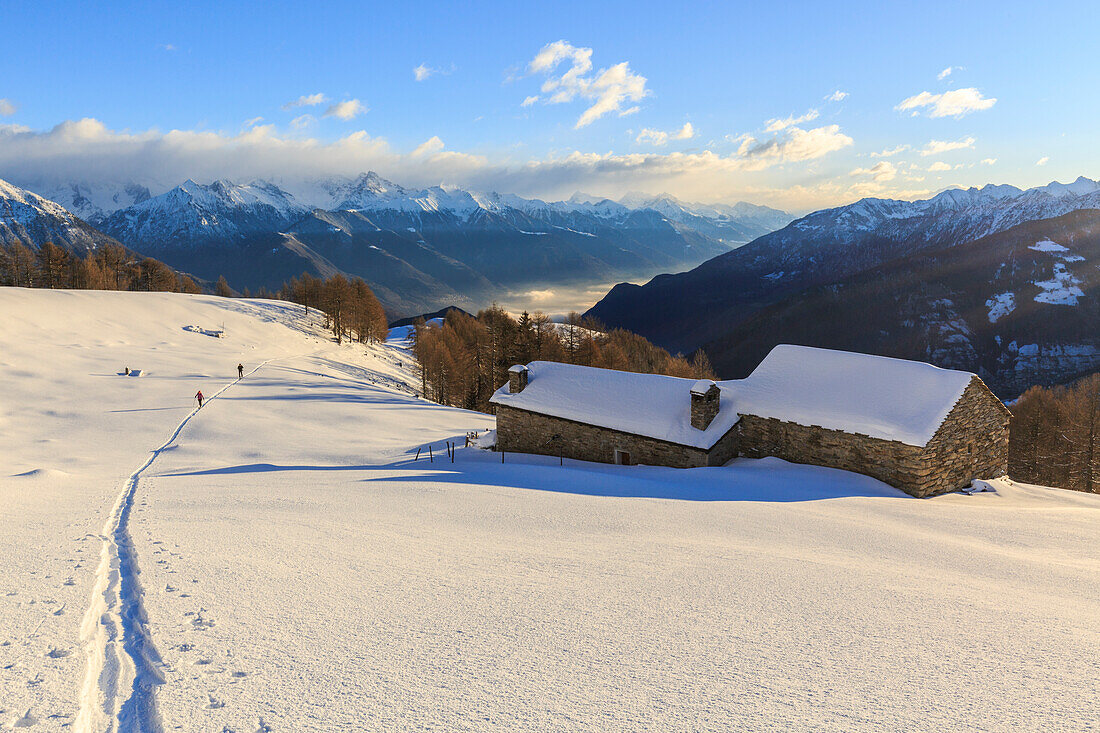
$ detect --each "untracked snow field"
[1,288,1099,731]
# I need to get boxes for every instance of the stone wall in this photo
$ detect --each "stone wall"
[738,375,1010,498]
[496,375,1009,498]
[917,376,1010,496]
[495,404,738,468]
[737,414,928,493]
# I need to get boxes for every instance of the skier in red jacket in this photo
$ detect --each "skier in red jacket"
[195,390,204,408]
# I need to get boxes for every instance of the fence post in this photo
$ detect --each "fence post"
[415,447,421,461]
[429,445,433,463]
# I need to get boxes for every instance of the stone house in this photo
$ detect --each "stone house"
[489,345,1011,498]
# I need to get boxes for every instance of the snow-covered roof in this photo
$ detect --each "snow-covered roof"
[691,379,717,395]
[490,362,740,450]
[731,345,974,447]
[490,346,977,452]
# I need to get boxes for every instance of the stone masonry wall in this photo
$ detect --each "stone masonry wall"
[917,376,1010,497]
[737,414,928,493]
[495,404,738,468]
[737,375,1010,498]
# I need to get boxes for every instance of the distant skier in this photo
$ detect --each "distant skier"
[195,390,204,409]
[237,363,244,379]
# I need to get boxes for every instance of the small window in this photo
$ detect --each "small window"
[614,449,632,466]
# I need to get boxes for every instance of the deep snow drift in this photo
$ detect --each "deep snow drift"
[0,288,1098,731]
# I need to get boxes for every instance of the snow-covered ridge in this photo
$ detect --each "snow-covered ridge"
[0,176,115,252]
[790,176,1100,245]
[15,171,792,234]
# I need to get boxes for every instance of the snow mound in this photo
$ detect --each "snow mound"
[10,468,72,480]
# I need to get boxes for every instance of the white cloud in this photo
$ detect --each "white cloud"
[825,90,848,102]
[736,124,854,169]
[324,99,367,120]
[896,88,996,118]
[0,99,16,117]
[411,136,446,157]
[635,122,695,146]
[290,114,315,130]
[0,117,871,214]
[849,161,898,182]
[981,157,997,166]
[937,66,962,80]
[243,116,264,128]
[521,95,540,107]
[1036,156,1050,166]
[927,161,953,172]
[764,109,819,133]
[282,93,328,111]
[919,136,975,156]
[525,40,649,128]
[414,63,454,82]
[870,144,910,158]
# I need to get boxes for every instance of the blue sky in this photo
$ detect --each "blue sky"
[0,0,1095,212]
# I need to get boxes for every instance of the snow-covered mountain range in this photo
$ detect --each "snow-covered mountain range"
[588,176,1100,353]
[0,177,119,252]
[5,172,790,314]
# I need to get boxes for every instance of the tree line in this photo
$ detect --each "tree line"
[410,307,715,412]
[278,273,389,345]
[0,241,204,293]
[1010,374,1100,493]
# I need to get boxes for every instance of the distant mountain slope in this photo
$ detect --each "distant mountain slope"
[30,180,153,223]
[87,172,790,317]
[0,177,121,253]
[587,177,1100,353]
[702,208,1100,396]
[98,178,310,250]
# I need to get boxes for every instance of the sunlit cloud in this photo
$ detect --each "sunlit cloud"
[849,161,897,182]
[824,90,848,102]
[764,109,819,133]
[928,161,953,172]
[981,157,997,166]
[896,88,996,118]
[290,114,315,130]
[525,40,649,128]
[1036,156,1049,166]
[0,99,16,117]
[411,135,445,157]
[635,122,695,146]
[282,93,328,111]
[870,144,909,158]
[414,63,454,82]
[0,117,885,214]
[324,99,367,120]
[937,66,962,80]
[736,124,853,168]
[919,136,975,156]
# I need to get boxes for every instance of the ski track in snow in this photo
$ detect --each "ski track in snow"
[75,360,273,733]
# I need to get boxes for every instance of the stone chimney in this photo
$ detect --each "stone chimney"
[508,364,529,393]
[690,380,720,430]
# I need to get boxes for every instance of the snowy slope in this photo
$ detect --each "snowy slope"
[1,288,1098,731]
